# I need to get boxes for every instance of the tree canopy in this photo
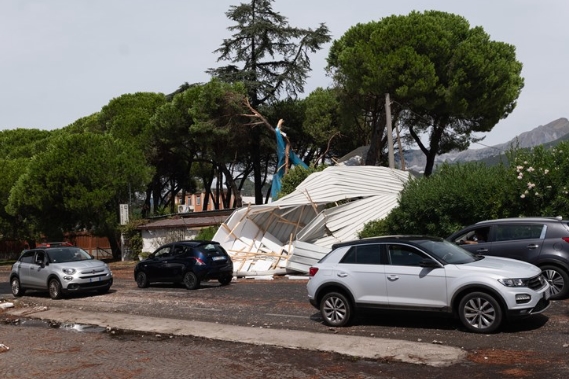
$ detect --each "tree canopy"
[6,133,152,257]
[327,10,524,175]
[208,0,331,203]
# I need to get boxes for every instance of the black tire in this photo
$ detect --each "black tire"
[541,265,569,300]
[458,292,503,333]
[218,275,232,286]
[320,292,352,327]
[48,278,64,300]
[183,271,200,290]
[136,272,149,288]
[11,276,25,297]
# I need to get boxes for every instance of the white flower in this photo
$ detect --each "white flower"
[535,192,539,196]
[525,190,529,194]
[520,194,526,198]
[544,169,549,174]
[527,182,535,189]
[517,174,523,180]
[527,167,535,172]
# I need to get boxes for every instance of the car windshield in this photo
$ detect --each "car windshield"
[47,248,92,263]
[415,239,479,264]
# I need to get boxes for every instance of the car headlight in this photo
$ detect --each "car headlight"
[498,278,528,287]
[62,268,76,275]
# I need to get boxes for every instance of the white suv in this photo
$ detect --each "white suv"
[307,236,551,333]
[10,246,113,299]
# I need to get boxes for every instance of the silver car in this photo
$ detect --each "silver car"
[10,246,113,299]
[307,236,551,333]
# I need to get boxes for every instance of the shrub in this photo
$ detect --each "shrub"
[196,226,218,241]
[506,142,569,217]
[360,161,513,238]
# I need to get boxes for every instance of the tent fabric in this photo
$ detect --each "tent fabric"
[271,127,308,200]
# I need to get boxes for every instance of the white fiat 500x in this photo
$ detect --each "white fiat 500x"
[10,246,113,299]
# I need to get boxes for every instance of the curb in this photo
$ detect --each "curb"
[5,306,466,367]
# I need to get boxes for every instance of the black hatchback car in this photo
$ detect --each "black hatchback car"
[134,240,233,290]
[447,217,569,300]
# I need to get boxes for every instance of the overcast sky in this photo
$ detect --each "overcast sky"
[1,0,567,147]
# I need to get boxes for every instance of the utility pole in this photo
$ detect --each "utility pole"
[385,93,395,168]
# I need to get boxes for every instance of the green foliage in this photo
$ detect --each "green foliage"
[208,0,331,105]
[0,128,53,160]
[506,142,569,217]
[328,10,524,175]
[278,165,327,198]
[7,133,153,247]
[360,162,512,238]
[361,143,569,238]
[120,218,147,259]
[196,226,219,241]
[208,0,331,203]
[0,128,57,239]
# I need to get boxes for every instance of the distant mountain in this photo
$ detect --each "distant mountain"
[403,118,569,173]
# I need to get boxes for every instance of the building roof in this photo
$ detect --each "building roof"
[139,210,233,230]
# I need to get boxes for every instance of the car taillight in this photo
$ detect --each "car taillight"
[309,267,319,277]
[194,258,206,266]
[562,237,569,244]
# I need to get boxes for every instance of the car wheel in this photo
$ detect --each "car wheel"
[183,271,200,290]
[458,292,502,333]
[542,265,569,300]
[136,272,149,288]
[11,277,26,297]
[320,292,352,327]
[48,278,64,300]
[218,275,232,286]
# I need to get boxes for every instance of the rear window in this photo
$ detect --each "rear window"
[340,244,381,264]
[195,243,227,257]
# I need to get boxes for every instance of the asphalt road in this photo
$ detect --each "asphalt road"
[2,262,569,378]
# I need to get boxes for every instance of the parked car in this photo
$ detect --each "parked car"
[447,217,569,300]
[10,246,113,299]
[134,240,233,290]
[307,236,550,333]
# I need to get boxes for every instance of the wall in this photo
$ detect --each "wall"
[141,228,199,253]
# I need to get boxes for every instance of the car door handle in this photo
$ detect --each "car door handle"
[527,244,539,250]
[387,275,399,281]
[337,272,348,278]
[476,248,488,253]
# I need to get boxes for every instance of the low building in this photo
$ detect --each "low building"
[138,210,233,253]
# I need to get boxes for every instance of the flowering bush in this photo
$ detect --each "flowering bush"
[360,141,569,239]
[507,141,569,217]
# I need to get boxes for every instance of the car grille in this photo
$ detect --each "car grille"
[528,274,546,290]
[77,279,112,289]
[79,268,109,280]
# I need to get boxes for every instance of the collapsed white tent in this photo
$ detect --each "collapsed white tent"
[212,165,411,275]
